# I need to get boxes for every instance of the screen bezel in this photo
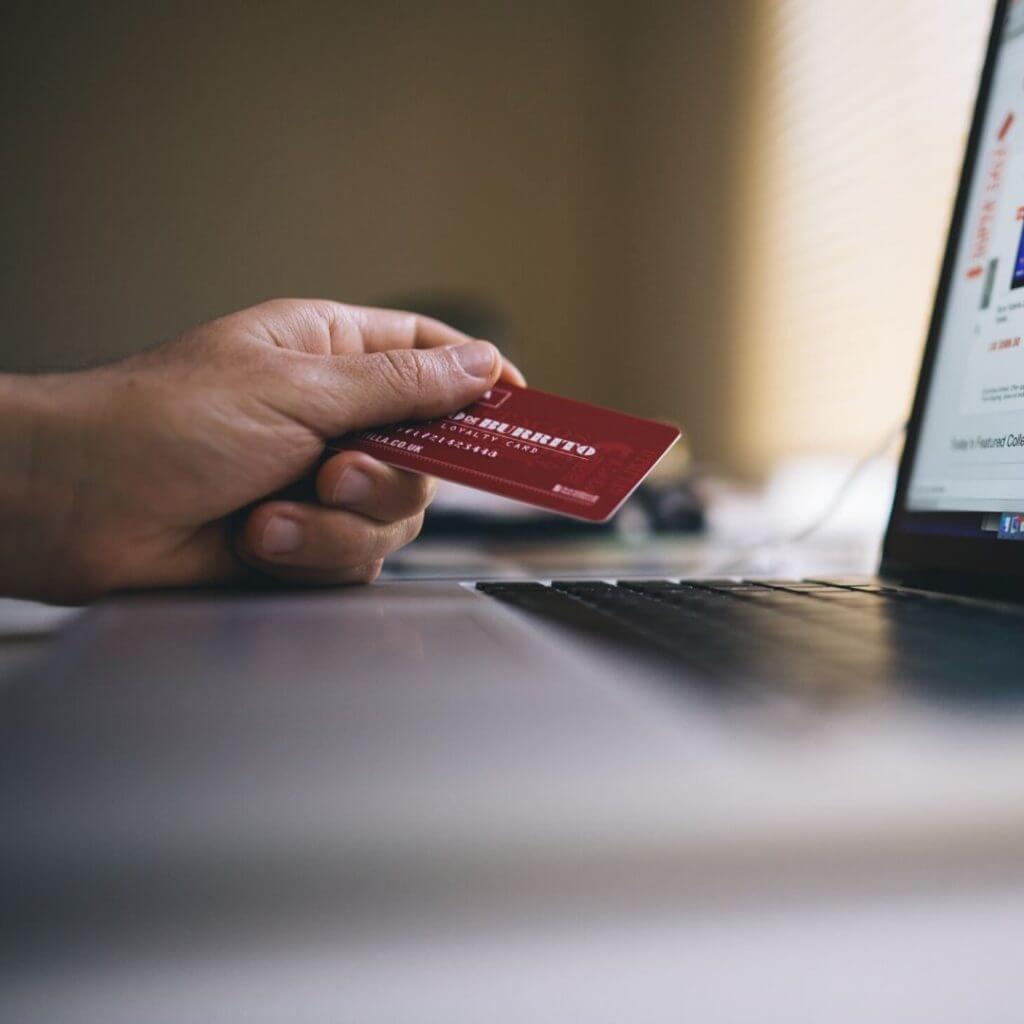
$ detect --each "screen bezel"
[881,0,1024,595]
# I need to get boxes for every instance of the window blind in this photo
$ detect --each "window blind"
[734,0,992,472]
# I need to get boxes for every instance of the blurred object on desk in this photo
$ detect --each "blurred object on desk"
[384,524,881,584]
[706,452,900,549]
[391,448,896,582]
[626,442,704,536]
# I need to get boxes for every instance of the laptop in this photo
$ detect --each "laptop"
[479,0,1024,679]
[5,2,1024,1018]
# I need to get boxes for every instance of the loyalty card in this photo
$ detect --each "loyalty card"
[328,386,680,522]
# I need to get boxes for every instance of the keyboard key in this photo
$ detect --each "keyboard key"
[478,579,1024,704]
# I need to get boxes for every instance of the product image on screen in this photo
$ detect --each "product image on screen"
[1013,219,1024,289]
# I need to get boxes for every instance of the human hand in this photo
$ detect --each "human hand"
[0,299,523,603]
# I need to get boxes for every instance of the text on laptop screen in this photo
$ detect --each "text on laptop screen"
[907,5,1024,516]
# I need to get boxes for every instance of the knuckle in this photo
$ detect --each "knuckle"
[335,518,375,564]
[380,348,426,396]
[373,515,421,559]
[401,511,426,546]
[402,471,435,510]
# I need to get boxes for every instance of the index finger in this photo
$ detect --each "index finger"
[335,305,527,385]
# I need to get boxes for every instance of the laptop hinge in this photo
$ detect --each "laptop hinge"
[878,566,1024,605]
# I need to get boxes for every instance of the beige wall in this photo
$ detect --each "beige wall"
[0,1,751,469]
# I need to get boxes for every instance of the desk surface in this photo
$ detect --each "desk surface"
[5,538,1023,1023]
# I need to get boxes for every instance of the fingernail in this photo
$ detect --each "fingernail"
[332,467,373,506]
[451,340,497,379]
[261,516,302,556]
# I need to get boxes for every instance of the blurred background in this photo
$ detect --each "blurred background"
[0,0,992,479]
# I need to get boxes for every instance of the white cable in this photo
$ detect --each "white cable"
[702,419,908,576]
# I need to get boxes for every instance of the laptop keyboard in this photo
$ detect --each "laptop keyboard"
[476,579,1024,701]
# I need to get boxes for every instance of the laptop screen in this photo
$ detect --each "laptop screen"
[886,0,1024,580]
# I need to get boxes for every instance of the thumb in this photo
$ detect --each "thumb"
[296,339,502,437]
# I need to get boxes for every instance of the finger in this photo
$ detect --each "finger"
[316,451,437,523]
[289,339,502,437]
[325,306,526,384]
[230,299,473,357]
[337,307,526,382]
[333,305,474,354]
[238,501,424,572]
[498,355,527,387]
[240,299,525,385]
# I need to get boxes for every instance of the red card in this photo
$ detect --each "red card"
[328,386,681,522]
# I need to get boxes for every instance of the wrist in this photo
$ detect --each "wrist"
[0,373,89,602]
